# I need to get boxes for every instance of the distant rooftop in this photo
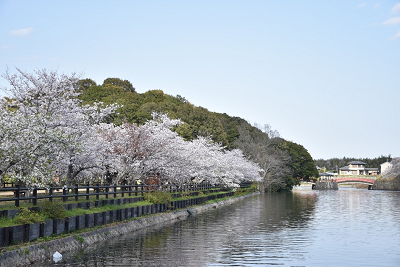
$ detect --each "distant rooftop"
[348,161,366,165]
[320,172,334,176]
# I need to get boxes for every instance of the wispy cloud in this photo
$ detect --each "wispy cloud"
[391,3,400,13]
[374,3,380,9]
[382,17,400,25]
[10,27,33,37]
[390,29,400,40]
[357,3,367,8]
[1,44,12,51]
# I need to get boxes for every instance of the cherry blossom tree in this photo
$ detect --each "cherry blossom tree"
[0,68,117,187]
[102,112,189,184]
[0,98,74,187]
[1,68,262,188]
[383,157,400,179]
[103,112,262,187]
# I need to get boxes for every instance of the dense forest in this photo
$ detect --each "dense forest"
[77,77,319,191]
[314,155,392,173]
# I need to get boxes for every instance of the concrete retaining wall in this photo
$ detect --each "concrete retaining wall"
[313,182,338,190]
[0,192,259,267]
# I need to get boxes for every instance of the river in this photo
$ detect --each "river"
[45,187,400,266]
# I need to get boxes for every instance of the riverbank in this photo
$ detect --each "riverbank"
[0,187,234,246]
[0,192,259,267]
[372,179,400,190]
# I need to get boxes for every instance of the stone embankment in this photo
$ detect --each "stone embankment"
[0,192,259,267]
[312,182,338,190]
[372,180,400,190]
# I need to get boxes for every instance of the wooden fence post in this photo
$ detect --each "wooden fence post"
[96,183,100,200]
[24,224,30,242]
[75,184,79,201]
[16,185,20,207]
[86,182,90,201]
[32,187,38,206]
[49,186,53,202]
[63,186,68,202]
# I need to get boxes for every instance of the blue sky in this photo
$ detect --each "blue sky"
[1,0,399,160]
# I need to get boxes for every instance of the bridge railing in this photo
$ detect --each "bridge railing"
[333,177,376,184]
[336,175,378,179]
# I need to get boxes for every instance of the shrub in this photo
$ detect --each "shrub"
[144,191,172,206]
[249,182,259,192]
[233,188,245,196]
[41,201,67,220]
[180,191,190,198]
[75,235,84,243]
[234,182,259,195]
[0,216,13,228]
[14,207,45,224]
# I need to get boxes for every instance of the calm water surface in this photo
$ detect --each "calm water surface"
[46,187,400,266]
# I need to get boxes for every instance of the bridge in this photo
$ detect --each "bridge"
[313,176,377,190]
[333,176,377,185]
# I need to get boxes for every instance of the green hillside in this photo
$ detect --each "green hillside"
[78,78,318,191]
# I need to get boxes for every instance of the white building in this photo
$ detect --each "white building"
[339,161,378,176]
[380,161,393,175]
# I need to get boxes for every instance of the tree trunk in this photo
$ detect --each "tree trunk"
[66,164,74,186]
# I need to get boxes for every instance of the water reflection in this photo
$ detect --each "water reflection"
[39,188,400,266]
[217,191,318,266]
